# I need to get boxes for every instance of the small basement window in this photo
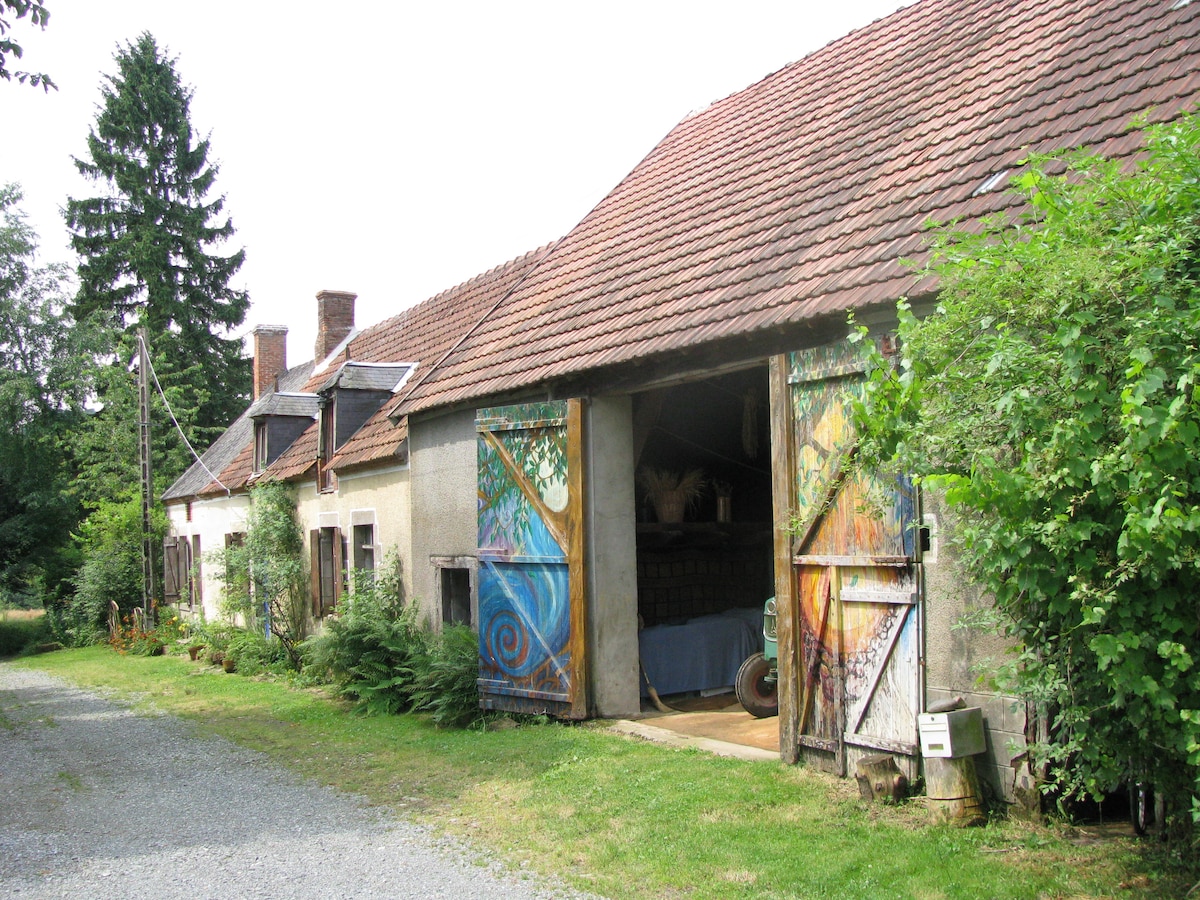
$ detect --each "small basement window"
[441,568,472,626]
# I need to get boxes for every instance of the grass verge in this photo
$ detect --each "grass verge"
[9,647,1195,899]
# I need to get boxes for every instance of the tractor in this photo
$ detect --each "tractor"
[735,596,779,718]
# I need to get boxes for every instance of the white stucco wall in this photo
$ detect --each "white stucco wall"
[164,463,411,624]
[408,407,479,627]
[164,492,251,621]
[295,463,413,602]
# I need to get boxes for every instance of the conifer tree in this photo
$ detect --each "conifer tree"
[65,32,250,490]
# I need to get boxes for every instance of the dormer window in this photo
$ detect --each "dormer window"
[318,396,337,493]
[246,391,320,474]
[316,361,416,492]
[254,420,269,473]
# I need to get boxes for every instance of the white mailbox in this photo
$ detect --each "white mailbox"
[917,707,985,758]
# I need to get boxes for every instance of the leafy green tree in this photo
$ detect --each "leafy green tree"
[0,1,53,90]
[215,482,308,669]
[65,31,250,492]
[853,113,1200,830]
[56,493,165,646]
[0,184,96,602]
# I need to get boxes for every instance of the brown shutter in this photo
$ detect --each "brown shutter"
[310,529,321,618]
[331,527,344,611]
[190,535,202,605]
[163,536,180,602]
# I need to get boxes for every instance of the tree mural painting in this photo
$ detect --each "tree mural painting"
[476,400,586,718]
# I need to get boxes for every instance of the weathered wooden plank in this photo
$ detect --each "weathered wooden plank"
[841,587,918,605]
[769,355,802,765]
[565,398,589,720]
[847,604,912,734]
[843,733,920,756]
[798,734,839,753]
[793,555,911,567]
[797,569,833,740]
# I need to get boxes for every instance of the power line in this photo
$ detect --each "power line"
[137,332,231,495]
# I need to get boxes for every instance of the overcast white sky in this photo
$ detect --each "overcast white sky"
[4,1,914,364]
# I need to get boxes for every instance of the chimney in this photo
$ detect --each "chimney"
[315,289,356,362]
[252,325,288,399]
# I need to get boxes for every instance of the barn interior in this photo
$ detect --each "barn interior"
[630,366,776,702]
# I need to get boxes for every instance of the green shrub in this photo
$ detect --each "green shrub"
[225,627,289,675]
[212,482,308,669]
[302,589,426,715]
[61,496,166,647]
[0,614,52,657]
[408,624,484,728]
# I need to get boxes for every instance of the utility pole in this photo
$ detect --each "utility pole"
[137,328,156,626]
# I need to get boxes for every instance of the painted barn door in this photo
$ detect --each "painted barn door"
[774,338,921,776]
[476,400,588,719]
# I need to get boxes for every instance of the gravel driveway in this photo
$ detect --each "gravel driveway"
[0,664,596,900]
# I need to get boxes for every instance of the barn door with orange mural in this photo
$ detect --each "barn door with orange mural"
[774,338,920,776]
[476,400,588,719]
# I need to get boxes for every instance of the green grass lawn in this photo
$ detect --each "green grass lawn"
[7,647,1193,899]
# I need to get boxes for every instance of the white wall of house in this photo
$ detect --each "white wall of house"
[296,463,414,604]
[164,492,251,621]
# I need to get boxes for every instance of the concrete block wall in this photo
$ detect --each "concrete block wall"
[922,489,1027,804]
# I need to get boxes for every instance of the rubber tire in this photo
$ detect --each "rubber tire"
[735,652,778,719]
[1131,782,1153,836]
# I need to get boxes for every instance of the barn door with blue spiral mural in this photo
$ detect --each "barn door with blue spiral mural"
[774,337,921,778]
[476,400,587,719]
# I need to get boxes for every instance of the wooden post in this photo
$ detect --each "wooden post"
[855,754,908,803]
[769,355,802,765]
[925,756,985,825]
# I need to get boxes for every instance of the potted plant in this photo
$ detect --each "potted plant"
[638,468,706,523]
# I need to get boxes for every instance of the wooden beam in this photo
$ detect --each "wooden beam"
[769,355,802,765]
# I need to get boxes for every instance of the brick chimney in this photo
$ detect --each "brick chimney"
[315,290,356,362]
[252,325,288,399]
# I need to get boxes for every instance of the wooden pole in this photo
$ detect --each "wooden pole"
[137,329,155,626]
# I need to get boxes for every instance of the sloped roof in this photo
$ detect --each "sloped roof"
[168,245,551,499]
[317,361,414,394]
[247,391,319,419]
[391,0,1200,416]
[321,245,550,474]
[163,360,314,501]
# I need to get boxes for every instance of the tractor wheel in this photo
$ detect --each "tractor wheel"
[736,652,778,719]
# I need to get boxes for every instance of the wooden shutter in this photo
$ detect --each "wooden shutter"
[310,529,321,617]
[330,527,344,612]
[163,536,181,602]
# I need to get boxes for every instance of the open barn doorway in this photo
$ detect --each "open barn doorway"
[630,366,776,726]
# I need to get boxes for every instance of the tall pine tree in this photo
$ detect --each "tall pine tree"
[65,32,250,493]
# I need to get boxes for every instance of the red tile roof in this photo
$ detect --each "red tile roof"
[391,0,1200,416]
[326,245,549,473]
[188,246,550,496]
